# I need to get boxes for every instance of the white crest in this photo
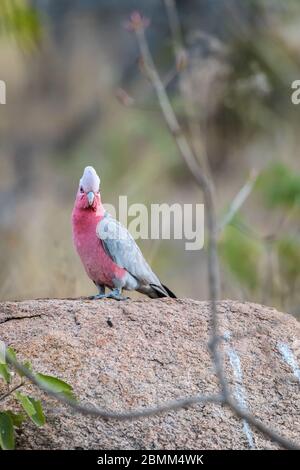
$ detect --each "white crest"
[80,166,100,192]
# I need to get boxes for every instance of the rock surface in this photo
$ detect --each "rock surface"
[0,298,299,450]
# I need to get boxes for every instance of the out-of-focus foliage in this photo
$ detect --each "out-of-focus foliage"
[220,219,262,293]
[218,162,300,312]
[0,0,40,49]
[257,163,300,208]
[277,237,300,287]
[212,16,300,156]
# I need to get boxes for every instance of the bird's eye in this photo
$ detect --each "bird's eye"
[80,186,84,193]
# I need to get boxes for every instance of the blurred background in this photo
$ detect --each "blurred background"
[0,0,300,318]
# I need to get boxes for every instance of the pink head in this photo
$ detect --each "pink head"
[74,166,102,212]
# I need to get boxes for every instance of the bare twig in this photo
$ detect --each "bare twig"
[134,23,228,399]
[226,397,300,450]
[164,0,183,51]
[0,380,24,402]
[5,351,222,420]
[132,14,299,451]
[5,352,299,449]
[164,0,212,178]
[218,170,259,232]
[161,3,226,393]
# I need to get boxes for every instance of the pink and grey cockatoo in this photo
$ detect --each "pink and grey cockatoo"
[72,166,176,300]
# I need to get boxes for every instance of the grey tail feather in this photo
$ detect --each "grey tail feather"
[150,283,177,299]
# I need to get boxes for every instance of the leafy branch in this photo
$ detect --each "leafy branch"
[0,347,74,450]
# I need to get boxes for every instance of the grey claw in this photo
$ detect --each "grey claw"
[107,294,129,301]
[88,289,130,301]
[89,294,106,300]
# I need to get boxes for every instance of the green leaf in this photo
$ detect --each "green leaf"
[0,412,15,450]
[0,363,11,383]
[23,361,32,370]
[35,373,75,400]
[6,347,17,361]
[5,411,26,428]
[5,347,32,378]
[15,392,45,427]
[15,391,35,414]
[5,347,17,372]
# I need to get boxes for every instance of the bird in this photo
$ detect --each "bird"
[72,166,176,301]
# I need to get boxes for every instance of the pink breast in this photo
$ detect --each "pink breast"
[72,213,126,287]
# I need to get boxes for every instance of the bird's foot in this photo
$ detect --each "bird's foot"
[106,289,130,301]
[88,293,107,300]
[89,289,129,301]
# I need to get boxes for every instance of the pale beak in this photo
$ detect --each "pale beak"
[87,191,95,206]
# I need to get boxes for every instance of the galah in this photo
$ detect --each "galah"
[72,166,176,300]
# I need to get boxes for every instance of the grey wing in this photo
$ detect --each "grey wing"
[96,213,160,286]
